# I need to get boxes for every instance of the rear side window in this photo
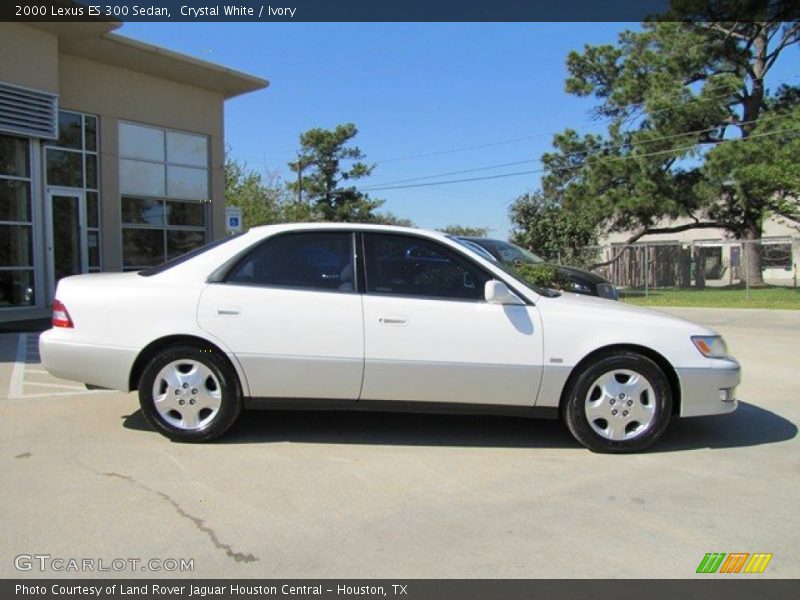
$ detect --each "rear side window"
[226,232,355,292]
[363,234,489,301]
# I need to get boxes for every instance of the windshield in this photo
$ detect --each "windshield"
[452,238,497,262]
[472,239,544,264]
[451,237,560,298]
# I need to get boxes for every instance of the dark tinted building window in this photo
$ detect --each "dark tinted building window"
[227,232,355,292]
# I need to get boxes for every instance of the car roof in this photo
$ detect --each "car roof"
[250,222,447,238]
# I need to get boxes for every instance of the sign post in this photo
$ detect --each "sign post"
[225,206,243,235]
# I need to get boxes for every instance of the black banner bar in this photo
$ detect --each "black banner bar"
[3,0,800,23]
[4,580,800,600]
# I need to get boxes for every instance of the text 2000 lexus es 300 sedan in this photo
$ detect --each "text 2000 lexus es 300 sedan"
[40,223,740,452]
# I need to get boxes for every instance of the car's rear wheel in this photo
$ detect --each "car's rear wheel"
[138,345,242,442]
[563,351,672,453]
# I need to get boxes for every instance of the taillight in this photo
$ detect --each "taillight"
[52,299,74,328]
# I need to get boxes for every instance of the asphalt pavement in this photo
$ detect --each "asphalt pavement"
[0,307,797,578]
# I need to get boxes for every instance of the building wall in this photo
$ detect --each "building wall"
[0,23,236,322]
[58,53,225,270]
[0,24,59,94]
[601,216,799,245]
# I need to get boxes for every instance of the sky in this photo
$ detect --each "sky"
[119,22,798,240]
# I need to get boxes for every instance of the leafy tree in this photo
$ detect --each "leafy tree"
[371,212,416,227]
[224,157,285,229]
[540,4,800,283]
[509,192,599,267]
[438,225,489,237]
[287,123,384,222]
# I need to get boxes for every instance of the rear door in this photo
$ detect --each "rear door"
[198,231,364,399]
[360,233,543,406]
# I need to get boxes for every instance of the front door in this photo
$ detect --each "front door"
[46,188,87,301]
[360,233,544,406]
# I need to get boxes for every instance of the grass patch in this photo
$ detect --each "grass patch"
[620,285,800,309]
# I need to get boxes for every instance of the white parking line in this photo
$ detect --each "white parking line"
[23,382,87,390]
[8,333,27,398]
[6,332,116,400]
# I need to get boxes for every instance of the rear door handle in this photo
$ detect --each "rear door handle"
[378,316,408,325]
[217,306,241,316]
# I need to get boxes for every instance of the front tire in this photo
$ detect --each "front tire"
[138,345,242,442]
[563,351,672,453]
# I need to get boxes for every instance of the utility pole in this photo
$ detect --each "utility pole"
[296,153,303,203]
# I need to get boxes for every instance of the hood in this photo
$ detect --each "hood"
[551,263,610,285]
[540,290,720,336]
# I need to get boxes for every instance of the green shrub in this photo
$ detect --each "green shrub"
[512,263,569,290]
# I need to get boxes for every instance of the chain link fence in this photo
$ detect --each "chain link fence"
[555,237,800,297]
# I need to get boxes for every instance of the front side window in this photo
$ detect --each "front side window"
[364,234,489,301]
[226,232,355,292]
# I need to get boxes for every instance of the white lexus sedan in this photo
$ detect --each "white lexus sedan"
[40,223,740,452]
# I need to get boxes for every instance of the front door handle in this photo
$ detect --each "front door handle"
[217,306,241,316]
[378,316,408,325]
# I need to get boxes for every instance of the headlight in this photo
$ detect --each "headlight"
[691,335,728,358]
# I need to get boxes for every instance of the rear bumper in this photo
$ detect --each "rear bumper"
[39,329,137,392]
[676,357,741,417]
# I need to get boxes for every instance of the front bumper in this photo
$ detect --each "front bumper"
[676,357,741,417]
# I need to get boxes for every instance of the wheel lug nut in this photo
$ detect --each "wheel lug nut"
[192,389,198,395]
[623,410,629,416]
[610,399,615,405]
[611,409,618,416]
[182,383,189,389]
[189,399,196,405]
[627,400,633,406]
[619,394,625,399]
[174,390,180,395]
[179,399,185,405]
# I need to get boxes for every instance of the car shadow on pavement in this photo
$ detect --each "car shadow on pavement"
[124,409,578,448]
[123,400,796,450]
[654,400,797,452]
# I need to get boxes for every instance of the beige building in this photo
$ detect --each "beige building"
[0,22,267,322]
[600,217,799,287]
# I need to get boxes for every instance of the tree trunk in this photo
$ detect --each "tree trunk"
[694,246,705,289]
[743,221,765,287]
[736,25,768,288]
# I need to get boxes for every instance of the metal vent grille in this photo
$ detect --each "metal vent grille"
[0,82,58,139]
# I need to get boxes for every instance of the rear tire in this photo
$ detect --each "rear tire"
[138,345,242,442]
[563,351,672,453]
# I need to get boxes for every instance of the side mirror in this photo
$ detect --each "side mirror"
[484,280,524,305]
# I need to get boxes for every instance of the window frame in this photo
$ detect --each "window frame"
[118,121,210,271]
[0,134,36,308]
[43,110,102,272]
[359,232,498,304]
[221,230,359,295]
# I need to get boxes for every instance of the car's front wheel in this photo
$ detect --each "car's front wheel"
[138,345,242,442]
[563,351,672,453]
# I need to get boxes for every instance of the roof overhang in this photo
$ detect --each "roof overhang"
[28,23,268,99]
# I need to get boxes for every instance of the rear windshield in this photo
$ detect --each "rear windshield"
[138,234,243,277]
